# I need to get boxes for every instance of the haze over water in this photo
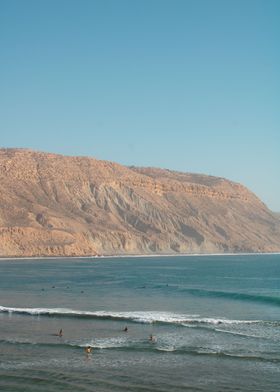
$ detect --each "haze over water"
[1,254,280,391]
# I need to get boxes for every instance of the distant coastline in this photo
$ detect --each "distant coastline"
[1,149,280,257]
[1,252,280,261]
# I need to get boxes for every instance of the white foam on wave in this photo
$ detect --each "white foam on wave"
[182,318,261,326]
[0,306,199,323]
[0,305,263,326]
[81,336,129,349]
[156,346,176,352]
[0,305,92,317]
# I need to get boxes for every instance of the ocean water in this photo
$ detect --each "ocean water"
[0,254,280,392]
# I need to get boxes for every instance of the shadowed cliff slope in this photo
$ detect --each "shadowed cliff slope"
[0,148,279,257]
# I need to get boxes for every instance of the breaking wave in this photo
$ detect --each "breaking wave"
[1,337,279,364]
[0,306,273,327]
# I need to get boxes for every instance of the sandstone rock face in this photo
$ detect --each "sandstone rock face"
[0,148,279,257]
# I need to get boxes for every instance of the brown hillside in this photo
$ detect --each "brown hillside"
[0,148,279,257]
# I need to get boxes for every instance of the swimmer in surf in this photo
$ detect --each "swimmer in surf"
[149,334,157,343]
[85,346,92,354]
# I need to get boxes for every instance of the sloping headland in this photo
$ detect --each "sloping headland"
[0,148,279,257]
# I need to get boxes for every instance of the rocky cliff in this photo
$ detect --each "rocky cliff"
[0,148,279,257]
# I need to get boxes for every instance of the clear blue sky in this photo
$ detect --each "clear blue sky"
[1,0,279,210]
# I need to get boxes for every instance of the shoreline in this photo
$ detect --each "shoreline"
[0,251,280,261]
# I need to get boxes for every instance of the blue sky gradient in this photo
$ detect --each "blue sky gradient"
[1,0,279,210]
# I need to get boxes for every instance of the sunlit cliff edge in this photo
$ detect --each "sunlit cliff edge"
[0,148,279,257]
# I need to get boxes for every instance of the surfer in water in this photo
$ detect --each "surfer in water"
[58,329,63,337]
[85,346,92,354]
[123,326,128,332]
[149,334,157,343]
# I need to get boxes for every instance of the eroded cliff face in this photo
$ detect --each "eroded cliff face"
[0,148,279,257]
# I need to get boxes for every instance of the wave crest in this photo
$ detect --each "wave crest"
[0,306,270,327]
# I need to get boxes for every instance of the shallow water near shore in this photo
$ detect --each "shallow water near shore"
[1,254,280,391]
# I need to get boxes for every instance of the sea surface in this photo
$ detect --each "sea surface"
[0,254,280,392]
